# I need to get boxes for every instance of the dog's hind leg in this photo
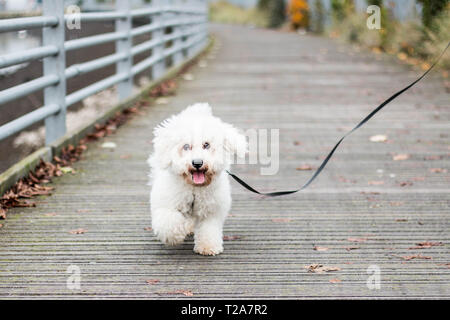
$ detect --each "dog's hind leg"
[151,208,194,246]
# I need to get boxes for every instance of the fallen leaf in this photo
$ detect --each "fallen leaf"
[393,154,410,161]
[305,264,341,273]
[370,135,388,142]
[144,227,152,231]
[347,237,368,243]
[313,246,329,251]
[69,228,87,235]
[409,241,443,249]
[398,254,432,261]
[395,218,408,222]
[399,181,413,187]
[120,154,132,159]
[368,180,384,185]
[296,165,313,171]
[145,279,160,285]
[293,141,302,146]
[271,218,292,223]
[167,290,194,296]
[430,168,447,173]
[223,235,241,241]
[345,246,360,251]
[329,278,342,283]
[437,263,450,268]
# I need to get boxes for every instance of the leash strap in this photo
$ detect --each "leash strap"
[227,42,449,197]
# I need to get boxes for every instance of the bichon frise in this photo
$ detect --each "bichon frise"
[148,103,247,255]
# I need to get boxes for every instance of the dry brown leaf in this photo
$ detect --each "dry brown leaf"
[144,227,152,231]
[305,264,341,273]
[395,218,408,222]
[296,165,313,171]
[368,180,384,185]
[399,181,413,187]
[393,154,410,161]
[167,290,193,297]
[223,235,241,241]
[145,279,160,285]
[430,168,447,173]
[69,228,87,235]
[345,246,360,251]
[329,278,342,283]
[409,241,443,249]
[399,254,432,261]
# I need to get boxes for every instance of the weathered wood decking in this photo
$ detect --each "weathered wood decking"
[0,24,449,299]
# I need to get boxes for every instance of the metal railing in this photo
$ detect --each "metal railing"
[0,0,208,144]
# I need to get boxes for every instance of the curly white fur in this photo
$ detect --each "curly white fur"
[148,103,247,255]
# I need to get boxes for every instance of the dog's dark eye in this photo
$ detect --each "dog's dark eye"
[183,144,191,151]
[203,142,210,150]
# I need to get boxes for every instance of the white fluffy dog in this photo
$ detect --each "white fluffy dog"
[148,103,247,255]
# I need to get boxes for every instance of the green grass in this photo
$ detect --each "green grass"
[209,1,269,28]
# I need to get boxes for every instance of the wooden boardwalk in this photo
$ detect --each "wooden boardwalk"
[0,24,449,299]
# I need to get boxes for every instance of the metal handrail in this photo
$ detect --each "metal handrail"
[0,16,58,33]
[0,0,208,144]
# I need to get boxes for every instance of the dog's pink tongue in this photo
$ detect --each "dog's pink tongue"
[192,171,205,184]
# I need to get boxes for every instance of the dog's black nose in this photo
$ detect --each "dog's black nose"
[192,159,203,169]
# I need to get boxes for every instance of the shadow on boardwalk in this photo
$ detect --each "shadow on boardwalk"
[0,24,448,299]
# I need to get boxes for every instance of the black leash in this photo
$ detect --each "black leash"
[227,42,449,197]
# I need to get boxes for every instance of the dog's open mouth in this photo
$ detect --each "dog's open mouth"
[191,169,206,185]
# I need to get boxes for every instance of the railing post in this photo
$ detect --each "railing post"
[43,0,66,145]
[201,0,208,50]
[151,0,166,81]
[186,0,199,58]
[171,0,184,67]
[115,0,133,101]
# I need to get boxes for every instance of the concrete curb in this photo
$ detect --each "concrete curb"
[0,36,214,197]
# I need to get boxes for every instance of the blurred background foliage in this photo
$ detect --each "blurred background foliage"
[209,0,449,71]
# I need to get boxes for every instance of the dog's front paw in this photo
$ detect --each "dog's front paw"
[194,241,223,256]
[152,210,194,246]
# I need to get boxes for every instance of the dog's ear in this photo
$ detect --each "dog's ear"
[223,123,247,159]
[150,121,174,169]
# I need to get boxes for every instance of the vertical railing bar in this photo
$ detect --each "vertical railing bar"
[115,0,133,101]
[43,0,66,145]
[172,0,184,66]
[151,0,166,81]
